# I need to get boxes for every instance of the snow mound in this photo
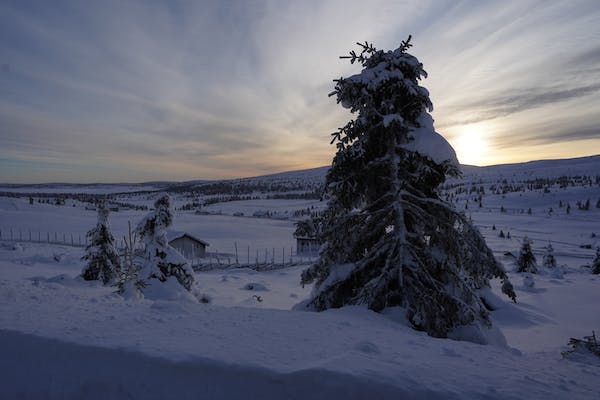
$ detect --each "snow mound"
[142,277,199,303]
[403,113,459,167]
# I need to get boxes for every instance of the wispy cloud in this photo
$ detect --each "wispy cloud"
[439,83,600,127]
[1,0,600,182]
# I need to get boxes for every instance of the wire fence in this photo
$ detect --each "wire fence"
[190,245,318,271]
[0,228,319,270]
[0,227,87,248]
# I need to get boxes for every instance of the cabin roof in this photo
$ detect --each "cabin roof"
[166,230,209,247]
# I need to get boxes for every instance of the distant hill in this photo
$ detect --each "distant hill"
[225,154,600,188]
[2,155,598,195]
[460,154,600,182]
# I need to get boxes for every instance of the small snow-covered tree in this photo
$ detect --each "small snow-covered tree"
[543,243,557,269]
[136,194,195,291]
[116,221,143,296]
[299,38,515,340]
[81,202,121,284]
[592,247,600,274]
[516,236,537,273]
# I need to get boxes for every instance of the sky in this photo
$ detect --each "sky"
[1,0,599,183]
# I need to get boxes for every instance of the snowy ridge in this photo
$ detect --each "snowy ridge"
[2,155,598,197]
[460,154,600,182]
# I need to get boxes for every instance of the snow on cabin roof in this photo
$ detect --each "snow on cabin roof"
[166,230,209,247]
[296,236,319,241]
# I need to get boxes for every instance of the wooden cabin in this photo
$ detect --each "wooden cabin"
[167,231,209,259]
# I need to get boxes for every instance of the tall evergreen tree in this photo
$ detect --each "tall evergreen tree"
[299,38,515,340]
[81,202,121,284]
[136,194,195,291]
[516,236,537,273]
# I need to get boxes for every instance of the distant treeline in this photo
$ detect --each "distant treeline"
[167,179,323,196]
[0,192,147,211]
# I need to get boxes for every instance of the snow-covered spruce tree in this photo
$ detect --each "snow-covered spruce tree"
[592,247,600,274]
[299,38,515,340]
[542,243,557,269]
[516,236,537,273]
[81,202,121,284]
[136,194,195,291]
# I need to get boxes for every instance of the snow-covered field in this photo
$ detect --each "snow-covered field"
[1,156,600,399]
[0,196,314,258]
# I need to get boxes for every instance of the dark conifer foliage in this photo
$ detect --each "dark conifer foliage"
[299,38,515,340]
[81,202,121,284]
[516,236,537,273]
[592,247,600,274]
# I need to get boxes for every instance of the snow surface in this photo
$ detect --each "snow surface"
[1,242,599,399]
[1,156,600,399]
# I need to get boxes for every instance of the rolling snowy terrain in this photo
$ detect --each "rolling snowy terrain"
[1,155,600,399]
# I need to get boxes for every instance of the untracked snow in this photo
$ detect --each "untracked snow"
[1,241,599,399]
[1,155,600,398]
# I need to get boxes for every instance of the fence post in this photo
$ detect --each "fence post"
[54,232,57,243]
[10,228,13,240]
[283,247,285,266]
[234,242,239,264]
[19,229,22,241]
[47,232,50,243]
[29,230,32,241]
[38,231,41,242]
[71,234,73,246]
[63,233,65,244]
[272,248,275,264]
[247,246,250,265]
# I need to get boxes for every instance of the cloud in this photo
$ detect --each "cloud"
[1,0,600,181]
[503,126,600,148]
[439,83,600,127]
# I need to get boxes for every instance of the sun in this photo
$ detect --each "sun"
[453,125,490,166]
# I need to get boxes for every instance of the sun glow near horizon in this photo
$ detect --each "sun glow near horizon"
[449,124,492,166]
